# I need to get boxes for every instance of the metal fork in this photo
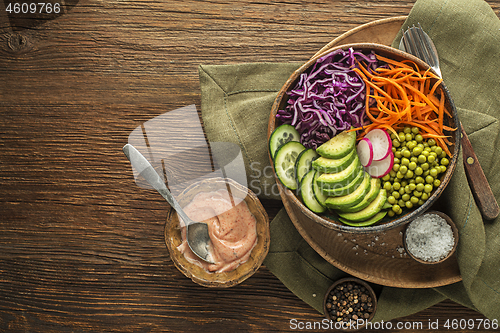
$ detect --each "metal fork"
[400,23,442,77]
[399,24,499,220]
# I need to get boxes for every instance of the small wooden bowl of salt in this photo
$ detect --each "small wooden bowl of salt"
[403,211,459,265]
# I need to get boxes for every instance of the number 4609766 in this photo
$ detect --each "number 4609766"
[6,2,61,14]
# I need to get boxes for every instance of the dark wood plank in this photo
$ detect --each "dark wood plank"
[1,1,499,332]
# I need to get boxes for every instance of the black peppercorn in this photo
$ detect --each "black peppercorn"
[324,279,376,329]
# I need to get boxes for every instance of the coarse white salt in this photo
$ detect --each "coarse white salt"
[405,213,455,262]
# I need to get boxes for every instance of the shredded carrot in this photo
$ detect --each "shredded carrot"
[348,55,457,156]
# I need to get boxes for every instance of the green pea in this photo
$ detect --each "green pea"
[405,133,413,142]
[396,171,405,179]
[399,165,408,174]
[411,127,419,135]
[410,196,419,204]
[415,134,423,142]
[441,157,450,166]
[413,190,422,197]
[413,146,423,156]
[394,150,402,159]
[398,132,406,142]
[392,139,401,148]
[415,167,423,176]
[416,183,425,192]
[392,164,400,172]
[405,170,414,179]
[421,162,430,170]
[382,174,391,181]
[435,147,443,155]
[388,196,396,205]
[402,149,411,158]
[393,157,401,165]
[428,138,436,146]
[389,170,397,178]
[405,201,413,209]
[418,199,425,206]
[401,193,410,201]
[440,151,447,158]
[401,157,410,166]
[399,187,405,195]
[424,184,433,193]
[384,182,392,191]
[410,156,418,163]
[415,176,425,184]
[388,210,395,217]
[417,155,427,163]
[403,127,412,134]
[408,161,417,170]
[427,155,436,164]
[421,192,429,200]
[401,180,408,187]
[439,165,447,173]
[392,204,401,213]
[425,175,434,184]
[429,168,438,178]
[433,179,441,187]
[392,182,401,191]
[409,183,416,191]
[392,191,400,200]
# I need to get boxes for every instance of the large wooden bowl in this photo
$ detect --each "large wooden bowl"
[268,43,461,234]
[165,177,270,288]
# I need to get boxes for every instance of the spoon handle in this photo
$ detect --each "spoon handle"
[122,144,192,225]
[460,124,500,220]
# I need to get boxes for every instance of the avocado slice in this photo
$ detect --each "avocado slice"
[312,148,356,173]
[338,178,381,213]
[339,211,388,227]
[324,172,371,210]
[316,129,356,159]
[316,155,361,188]
[337,189,388,222]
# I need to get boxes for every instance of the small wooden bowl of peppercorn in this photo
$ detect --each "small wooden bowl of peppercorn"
[323,277,377,331]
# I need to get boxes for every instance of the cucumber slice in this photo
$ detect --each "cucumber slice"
[274,141,305,190]
[300,170,326,214]
[295,149,319,183]
[313,170,328,207]
[269,124,300,159]
[316,128,356,159]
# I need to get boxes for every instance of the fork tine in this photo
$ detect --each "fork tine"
[414,24,433,68]
[408,25,426,61]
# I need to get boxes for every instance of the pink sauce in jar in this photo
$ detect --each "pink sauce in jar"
[176,189,258,273]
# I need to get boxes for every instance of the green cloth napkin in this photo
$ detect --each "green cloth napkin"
[198,0,500,321]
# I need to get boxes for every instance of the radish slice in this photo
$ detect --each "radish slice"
[357,138,373,167]
[366,151,394,178]
[365,129,392,161]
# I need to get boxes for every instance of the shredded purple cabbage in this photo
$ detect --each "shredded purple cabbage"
[276,48,381,149]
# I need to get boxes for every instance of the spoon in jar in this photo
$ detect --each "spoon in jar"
[123,144,214,263]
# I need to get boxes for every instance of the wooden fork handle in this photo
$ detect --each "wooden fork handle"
[460,123,500,220]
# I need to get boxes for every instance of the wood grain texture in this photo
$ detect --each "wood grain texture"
[1,1,499,332]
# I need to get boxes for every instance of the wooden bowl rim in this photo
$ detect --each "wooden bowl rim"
[403,210,459,265]
[268,42,461,234]
[164,177,270,287]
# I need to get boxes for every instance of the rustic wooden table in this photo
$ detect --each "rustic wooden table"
[1,1,499,332]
